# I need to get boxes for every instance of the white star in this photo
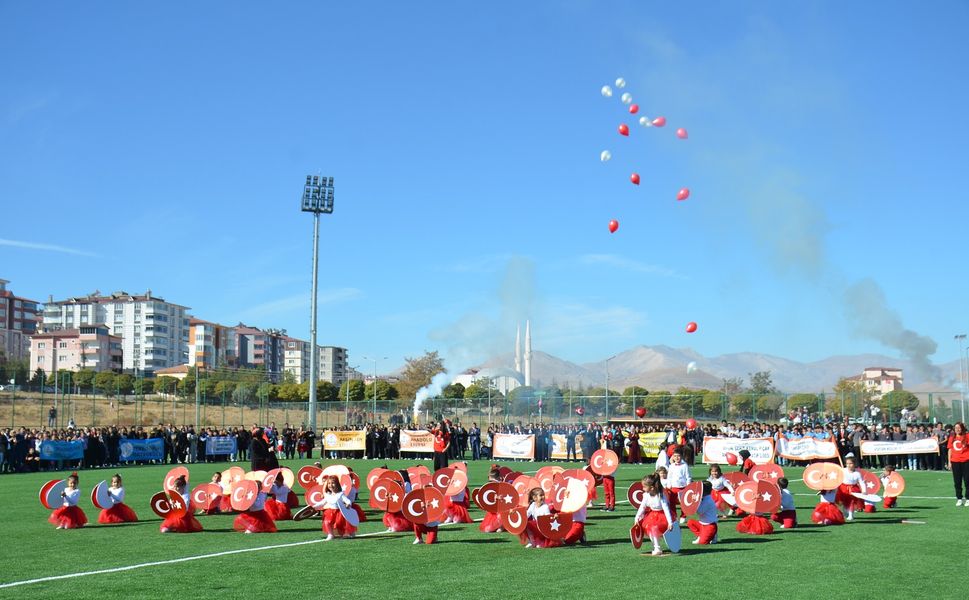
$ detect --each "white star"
[889,482,899,489]
[246,491,254,500]
[429,498,440,509]
[503,495,514,505]
[549,519,561,531]
[391,493,399,502]
[865,481,875,490]
[769,473,778,479]
[827,472,838,479]
[761,492,772,502]
[606,459,615,467]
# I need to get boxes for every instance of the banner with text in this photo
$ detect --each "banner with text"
[860,437,940,456]
[777,436,839,461]
[702,437,775,465]
[39,440,84,460]
[492,433,536,460]
[322,430,366,451]
[551,434,571,459]
[119,438,164,461]
[399,429,434,453]
[204,436,237,456]
[639,432,671,459]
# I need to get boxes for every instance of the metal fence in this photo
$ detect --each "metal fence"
[2,389,966,429]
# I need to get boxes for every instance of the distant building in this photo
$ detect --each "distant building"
[154,364,191,381]
[29,325,122,374]
[283,337,311,383]
[0,278,40,361]
[42,290,189,376]
[282,339,350,385]
[234,324,286,382]
[853,367,903,398]
[188,319,236,370]
[318,346,349,386]
[453,367,523,396]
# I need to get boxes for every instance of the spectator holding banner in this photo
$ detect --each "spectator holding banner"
[948,422,969,506]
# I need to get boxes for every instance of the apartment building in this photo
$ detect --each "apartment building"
[29,325,122,374]
[0,278,40,361]
[319,346,349,386]
[234,324,286,382]
[188,319,236,370]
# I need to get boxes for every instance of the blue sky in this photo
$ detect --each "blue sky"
[2,1,967,375]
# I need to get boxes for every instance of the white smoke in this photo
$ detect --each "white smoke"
[414,371,451,422]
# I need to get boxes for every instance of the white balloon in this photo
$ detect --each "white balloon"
[601,85,613,98]
[639,116,651,127]
[600,150,611,162]
[687,361,697,374]
[615,78,626,89]
[620,92,632,105]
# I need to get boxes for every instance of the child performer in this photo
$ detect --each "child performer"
[160,476,203,533]
[562,505,587,546]
[634,474,674,557]
[49,472,88,529]
[207,471,232,515]
[881,465,899,509]
[687,481,718,545]
[523,488,560,549]
[811,487,845,526]
[413,484,440,546]
[479,466,505,533]
[382,470,412,533]
[265,473,293,521]
[770,477,797,529]
[344,469,367,524]
[707,465,731,516]
[233,485,278,534]
[589,465,616,512]
[666,451,692,524]
[98,474,138,524]
[443,486,472,524]
[655,442,671,471]
[836,457,866,521]
[313,475,356,541]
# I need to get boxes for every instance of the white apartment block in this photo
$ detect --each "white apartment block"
[42,290,190,376]
[282,340,348,385]
[855,367,903,399]
[319,346,349,386]
[283,337,311,384]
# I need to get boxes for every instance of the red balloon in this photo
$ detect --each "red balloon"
[575,406,585,416]
[685,321,697,333]
[725,452,738,466]
[629,104,639,114]
[685,418,697,429]
[608,220,619,233]
[630,173,640,185]
[635,407,646,418]
[676,128,688,139]
[618,124,629,136]
[677,188,690,201]
[651,116,666,127]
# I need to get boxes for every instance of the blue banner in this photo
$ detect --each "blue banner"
[205,436,237,456]
[39,440,84,460]
[119,438,164,461]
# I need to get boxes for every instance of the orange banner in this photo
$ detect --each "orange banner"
[322,430,365,451]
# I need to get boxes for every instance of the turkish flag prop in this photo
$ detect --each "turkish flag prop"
[677,481,704,516]
[368,479,404,512]
[630,523,644,549]
[406,465,431,485]
[164,466,189,492]
[190,483,222,511]
[723,472,750,490]
[445,469,469,497]
[90,480,112,510]
[537,512,572,541]
[734,480,781,515]
[366,467,388,490]
[244,470,268,483]
[339,474,354,495]
[230,480,258,512]
[559,477,589,513]
[500,506,527,535]
[40,479,66,509]
[292,505,318,521]
[263,467,295,490]
[590,449,620,476]
[297,466,324,490]
[561,469,596,496]
[535,465,564,481]
[496,466,514,480]
[431,468,456,495]
[470,487,482,511]
[452,461,468,474]
[402,487,447,525]
[627,482,645,508]
[322,464,350,479]
[803,462,844,491]
[166,490,189,518]
[883,472,906,497]
[503,471,525,483]
[305,485,326,510]
[377,470,405,485]
[149,491,174,518]
[858,469,882,495]
[748,463,785,484]
[512,475,541,506]
[476,482,515,514]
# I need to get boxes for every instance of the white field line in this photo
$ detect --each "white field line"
[0,520,479,590]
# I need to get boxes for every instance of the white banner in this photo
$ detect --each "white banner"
[492,433,535,460]
[777,436,839,461]
[399,429,434,453]
[701,437,775,465]
[860,437,939,456]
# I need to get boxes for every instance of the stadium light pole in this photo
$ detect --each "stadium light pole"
[362,356,387,422]
[301,175,334,433]
[957,334,967,423]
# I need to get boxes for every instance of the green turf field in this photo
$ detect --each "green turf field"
[0,459,962,599]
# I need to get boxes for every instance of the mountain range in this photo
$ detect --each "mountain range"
[475,345,963,393]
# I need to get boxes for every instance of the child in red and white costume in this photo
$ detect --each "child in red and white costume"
[687,482,719,545]
[562,505,587,546]
[881,465,898,509]
[739,450,755,474]
[160,476,203,533]
[522,488,560,549]
[98,474,138,524]
[234,487,277,534]
[478,466,505,533]
[443,488,472,524]
[634,474,674,556]
[49,473,88,529]
[665,451,692,524]
[265,473,293,521]
[770,477,797,529]
[811,488,845,526]
[383,470,413,533]
[206,472,232,515]
[836,457,865,521]
[344,470,367,524]
[707,464,732,516]
[313,475,356,540]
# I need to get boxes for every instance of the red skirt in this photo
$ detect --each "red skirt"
[285,491,300,509]
[835,484,864,511]
[322,508,356,537]
[711,488,730,511]
[639,510,669,538]
[445,502,472,523]
[771,510,797,529]
[480,511,502,533]
[687,520,718,544]
[883,496,897,509]
[525,520,561,548]
[384,511,411,532]
[216,495,234,513]
[160,512,203,533]
[414,522,438,544]
[98,503,139,524]
[265,498,293,521]
[234,510,277,533]
[49,506,88,529]
[811,502,845,526]
[737,514,774,535]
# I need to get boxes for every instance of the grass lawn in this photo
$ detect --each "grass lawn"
[0,458,962,599]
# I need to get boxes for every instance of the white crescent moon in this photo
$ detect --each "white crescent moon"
[555,487,567,504]
[482,490,497,506]
[310,492,323,505]
[806,469,822,485]
[436,474,450,489]
[154,499,169,514]
[374,486,388,502]
[593,455,604,470]
[632,490,644,505]
[684,490,698,505]
[193,490,205,504]
[508,511,522,528]
[233,488,245,502]
[954,440,965,452]
[407,498,424,516]
[739,487,755,506]
[300,473,312,485]
[164,476,175,490]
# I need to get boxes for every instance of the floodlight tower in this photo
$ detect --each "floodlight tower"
[301,175,334,433]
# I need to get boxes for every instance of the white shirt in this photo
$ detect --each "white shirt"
[527,502,551,520]
[314,490,351,510]
[666,463,692,488]
[780,489,795,512]
[108,486,125,505]
[695,495,718,525]
[62,487,80,507]
[270,484,290,501]
[571,506,587,524]
[842,469,863,487]
[655,452,670,471]
[708,475,727,491]
[635,492,673,525]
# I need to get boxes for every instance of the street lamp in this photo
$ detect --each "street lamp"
[361,355,387,423]
[604,354,618,421]
[345,364,359,426]
[301,175,334,433]
[957,334,967,422]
